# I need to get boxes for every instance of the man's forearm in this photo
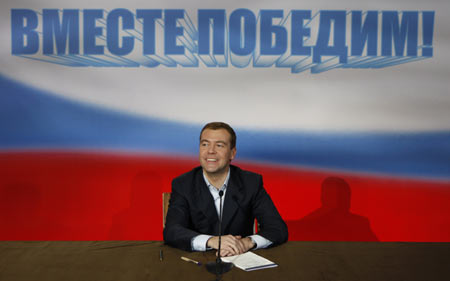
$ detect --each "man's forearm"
[191,234,213,251]
[248,234,272,249]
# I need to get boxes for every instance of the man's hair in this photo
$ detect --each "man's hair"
[200,122,236,149]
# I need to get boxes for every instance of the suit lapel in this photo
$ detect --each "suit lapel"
[222,168,243,232]
[195,171,219,225]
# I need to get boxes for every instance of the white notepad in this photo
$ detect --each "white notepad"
[221,251,278,271]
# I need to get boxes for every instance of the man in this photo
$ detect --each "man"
[163,122,288,256]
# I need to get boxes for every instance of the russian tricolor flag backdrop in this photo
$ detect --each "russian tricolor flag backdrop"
[1,0,449,242]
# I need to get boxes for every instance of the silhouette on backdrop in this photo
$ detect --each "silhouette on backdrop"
[287,177,378,241]
[109,171,162,240]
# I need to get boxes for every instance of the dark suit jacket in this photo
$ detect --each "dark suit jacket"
[163,165,288,251]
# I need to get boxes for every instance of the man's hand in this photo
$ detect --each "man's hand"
[207,235,255,257]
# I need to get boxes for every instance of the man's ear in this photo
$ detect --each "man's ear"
[230,147,237,161]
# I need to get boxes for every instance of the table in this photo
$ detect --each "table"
[0,241,449,281]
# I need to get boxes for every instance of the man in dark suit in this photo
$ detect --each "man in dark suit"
[163,122,288,256]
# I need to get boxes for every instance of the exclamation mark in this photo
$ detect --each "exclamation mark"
[422,11,434,57]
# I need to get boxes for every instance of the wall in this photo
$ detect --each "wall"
[1,0,449,241]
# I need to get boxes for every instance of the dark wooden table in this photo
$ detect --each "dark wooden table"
[0,241,449,281]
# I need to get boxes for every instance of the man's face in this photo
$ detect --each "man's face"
[199,128,236,177]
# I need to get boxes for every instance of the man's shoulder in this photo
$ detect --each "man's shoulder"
[230,165,262,182]
[230,164,255,174]
[172,166,202,184]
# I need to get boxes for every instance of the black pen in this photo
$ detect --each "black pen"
[160,250,163,261]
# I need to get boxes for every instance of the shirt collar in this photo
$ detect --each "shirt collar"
[203,168,230,192]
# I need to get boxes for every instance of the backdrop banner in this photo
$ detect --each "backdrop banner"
[1,0,449,242]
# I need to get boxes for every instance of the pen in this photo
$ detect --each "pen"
[160,250,163,261]
[181,256,202,266]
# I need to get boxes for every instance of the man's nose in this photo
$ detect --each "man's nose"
[208,145,216,153]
